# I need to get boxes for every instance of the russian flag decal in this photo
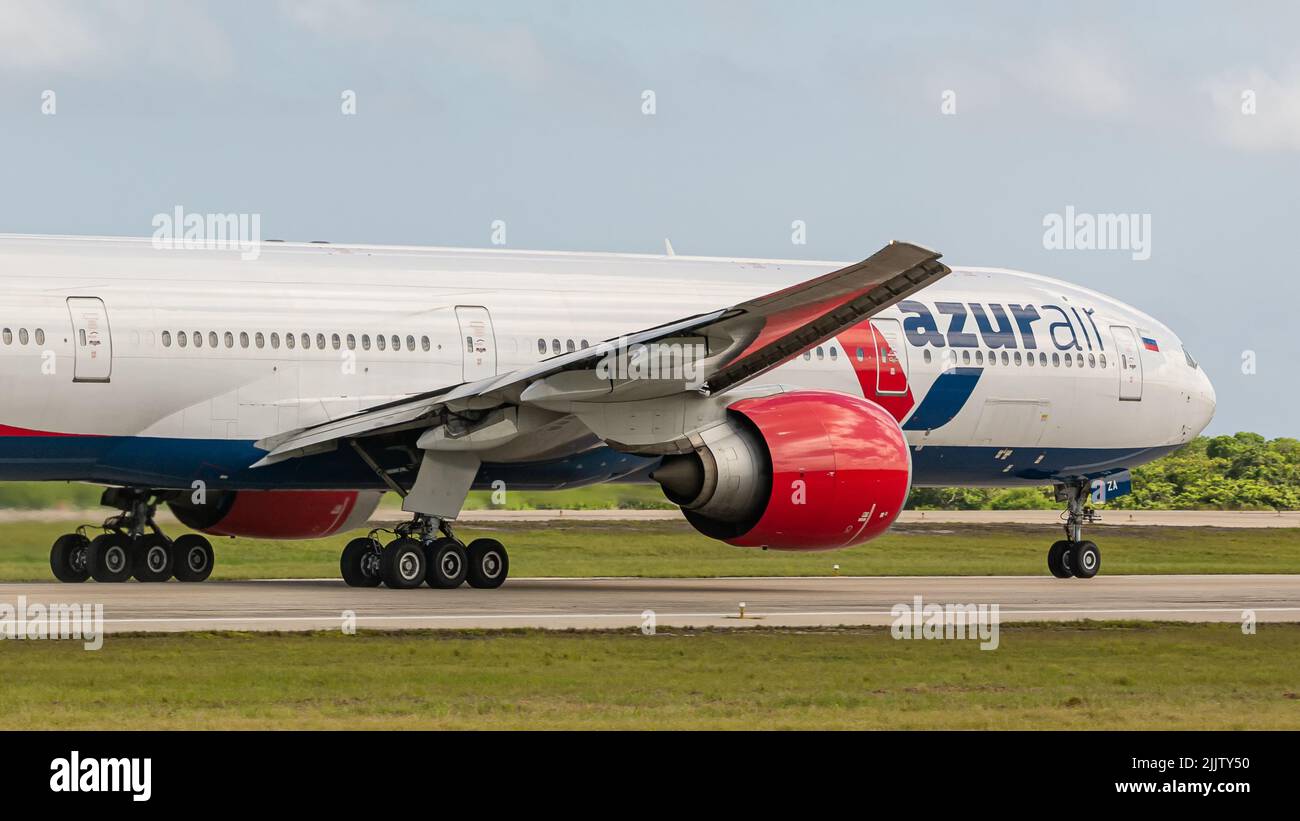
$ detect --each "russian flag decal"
[1141,335,1159,352]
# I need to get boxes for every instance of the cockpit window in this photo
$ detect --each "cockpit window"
[1183,347,1198,369]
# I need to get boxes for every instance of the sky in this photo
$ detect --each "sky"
[0,0,1297,436]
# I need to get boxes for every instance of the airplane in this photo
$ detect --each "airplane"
[0,234,1215,588]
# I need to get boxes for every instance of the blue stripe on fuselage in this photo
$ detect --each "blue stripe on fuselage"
[901,367,982,431]
[0,434,1177,490]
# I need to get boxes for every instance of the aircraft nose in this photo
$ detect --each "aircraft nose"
[1187,365,1216,436]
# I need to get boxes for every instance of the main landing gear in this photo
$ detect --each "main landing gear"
[340,514,509,590]
[48,488,215,584]
[1046,482,1101,579]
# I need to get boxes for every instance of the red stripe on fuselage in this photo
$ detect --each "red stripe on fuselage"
[0,424,99,438]
[835,322,916,423]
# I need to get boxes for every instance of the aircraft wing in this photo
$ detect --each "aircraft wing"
[253,241,948,466]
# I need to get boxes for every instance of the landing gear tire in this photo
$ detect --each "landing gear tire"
[1070,540,1101,579]
[381,538,426,589]
[425,538,468,589]
[132,534,174,582]
[1047,540,1074,579]
[466,538,509,589]
[87,533,132,583]
[340,537,383,588]
[50,534,91,583]
[173,534,215,583]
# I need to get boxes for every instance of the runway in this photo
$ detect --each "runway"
[2,574,1297,633]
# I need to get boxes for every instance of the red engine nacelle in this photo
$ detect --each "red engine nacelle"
[168,490,383,539]
[652,391,911,550]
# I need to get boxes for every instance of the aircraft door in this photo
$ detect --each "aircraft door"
[1110,325,1143,401]
[872,318,909,395]
[66,297,113,383]
[455,306,497,381]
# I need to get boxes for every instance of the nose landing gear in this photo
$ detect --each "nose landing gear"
[1047,482,1102,579]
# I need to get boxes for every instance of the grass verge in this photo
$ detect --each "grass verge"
[1,622,1296,729]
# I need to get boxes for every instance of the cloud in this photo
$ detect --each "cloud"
[0,0,232,77]
[1016,39,1137,118]
[0,1,106,71]
[277,0,551,88]
[1205,67,1300,152]
[918,36,1140,121]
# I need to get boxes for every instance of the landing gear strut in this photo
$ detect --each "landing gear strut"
[340,514,509,590]
[1047,482,1101,579]
[48,488,215,583]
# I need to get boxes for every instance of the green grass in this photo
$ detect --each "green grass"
[1,623,1296,729]
[2,520,1300,581]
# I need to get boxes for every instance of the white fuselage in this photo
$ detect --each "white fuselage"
[0,235,1215,490]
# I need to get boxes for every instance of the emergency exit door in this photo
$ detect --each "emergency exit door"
[455,306,497,381]
[66,297,113,383]
[871,318,910,395]
[1110,325,1143,401]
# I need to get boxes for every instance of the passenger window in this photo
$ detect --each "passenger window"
[255,332,265,349]
[162,331,172,347]
[406,335,415,351]
[347,334,356,351]
[225,332,234,348]
[961,350,970,364]
[208,331,218,348]
[829,346,838,360]
[580,339,589,349]
[240,332,249,348]
[923,349,932,364]
[35,329,45,345]
[317,333,326,350]
[1099,353,1107,368]
[271,333,280,349]
[332,333,341,350]
[566,339,576,353]
[421,336,431,352]
[286,333,296,350]
[362,334,371,351]
[178,332,188,348]
[1052,353,1061,367]
[538,338,546,354]
[803,350,811,360]
[391,335,400,351]
[1,328,9,345]
[975,351,984,365]
[856,347,865,362]
[1014,352,1022,366]
[377,335,386,351]
[552,339,561,355]
[302,333,311,350]
[193,332,202,348]
[816,347,824,360]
